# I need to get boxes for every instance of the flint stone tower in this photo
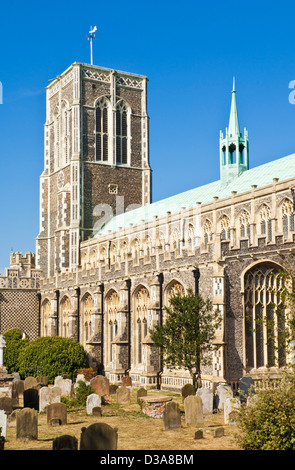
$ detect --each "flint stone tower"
[36,62,151,277]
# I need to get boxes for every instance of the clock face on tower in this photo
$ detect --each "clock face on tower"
[57,171,65,190]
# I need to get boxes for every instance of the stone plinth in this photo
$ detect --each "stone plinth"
[140,395,172,418]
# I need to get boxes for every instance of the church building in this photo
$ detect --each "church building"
[1,61,295,392]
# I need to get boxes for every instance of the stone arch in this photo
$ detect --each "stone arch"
[104,289,120,365]
[132,284,150,366]
[164,280,185,321]
[41,298,51,337]
[60,295,72,338]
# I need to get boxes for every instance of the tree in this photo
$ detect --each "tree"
[3,329,29,374]
[150,289,221,390]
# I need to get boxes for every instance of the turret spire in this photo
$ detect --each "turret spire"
[228,77,240,137]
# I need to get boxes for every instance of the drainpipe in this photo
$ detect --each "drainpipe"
[125,278,131,374]
[55,290,60,336]
[157,272,164,389]
[37,293,41,337]
[75,287,80,342]
[99,283,104,374]
[193,268,200,295]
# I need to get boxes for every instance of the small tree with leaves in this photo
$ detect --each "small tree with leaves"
[150,289,221,390]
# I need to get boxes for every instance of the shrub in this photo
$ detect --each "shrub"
[77,367,96,381]
[61,380,93,408]
[237,371,295,450]
[3,329,29,374]
[17,336,89,383]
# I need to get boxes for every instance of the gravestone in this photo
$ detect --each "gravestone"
[0,409,7,439]
[23,388,39,410]
[86,393,101,415]
[109,384,118,394]
[163,401,181,430]
[0,397,13,415]
[47,402,67,425]
[16,408,38,440]
[39,386,62,412]
[116,386,130,404]
[122,376,132,387]
[80,423,118,450]
[52,434,78,450]
[181,383,195,401]
[36,376,48,387]
[194,429,204,439]
[137,387,147,404]
[214,427,224,437]
[196,388,213,414]
[90,375,110,398]
[184,395,204,426]
[54,376,72,397]
[215,383,233,410]
[92,406,102,417]
[224,397,240,425]
[24,376,37,390]
[13,380,24,397]
[238,376,255,403]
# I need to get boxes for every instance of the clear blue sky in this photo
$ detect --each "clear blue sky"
[1,0,295,272]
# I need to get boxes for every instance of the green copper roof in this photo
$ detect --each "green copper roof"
[94,152,295,237]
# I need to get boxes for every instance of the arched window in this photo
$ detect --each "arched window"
[61,101,70,166]
[281,199,294,240]
[220,215,230,241]
[239,210,250,242]
[80,293,94,346]
[116,101,128,165]
[95,97,109,162]
[60,296,71,338]
[105,290,120,364]
[41,299,51,337]
[134,286,150,365]
[203,219,212,249]
[259,205,272,242]
[244,263,286,370]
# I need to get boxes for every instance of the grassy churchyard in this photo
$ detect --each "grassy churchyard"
[3,388,241,451]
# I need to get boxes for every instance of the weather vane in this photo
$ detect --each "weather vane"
[87,26,97,65]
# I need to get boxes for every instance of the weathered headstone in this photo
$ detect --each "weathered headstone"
[116,386,130,404]
[137,387,147,404]
[194,429,204,439]
[184,395,204,426]
[0,410,7,439]
[163,401,181,430]
[0,397,13,415]
[196,388,213,414]
[16,408,38,440]
[23,388,39,410]
[36,376,48,386]
[90,375,110,398]
[109,384,118,394]
[24,376,37,390]
[122,376,132,387]
[215,383,233,410]
[54,376,72,396]
[47,402,67,425]
[80,423,118,450]
[181,383,195,400]
[238,376,255,403]
[224,397,240,425]
[214,427,224,437]
[92,406,102,417]
[86,393,101,415]
[52,434,78,450]
[39,385,62,411]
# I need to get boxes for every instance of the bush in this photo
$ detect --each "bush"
[3,329,29,374]
[237,371,295,450]
[61,380,93,408]
[77,367,96,381]
[17,336,89,383]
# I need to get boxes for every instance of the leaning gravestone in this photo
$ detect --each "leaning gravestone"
[181,383,195,401]
[52,434,78,450]
[116,386,130,404]
[196,388,213,414]
[224,397,240,425]
[163,401,181,430]
[16,408,38,440]
[80,423,118,450]
[184,395,204,426]
[238,376,255,404]
[0,409,7,439]
[47,402,67,425]
[86,393,101,415]
[23,388,39,411]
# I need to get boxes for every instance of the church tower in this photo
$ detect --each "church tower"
[36,62,151,277]
[219,79,249,185]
